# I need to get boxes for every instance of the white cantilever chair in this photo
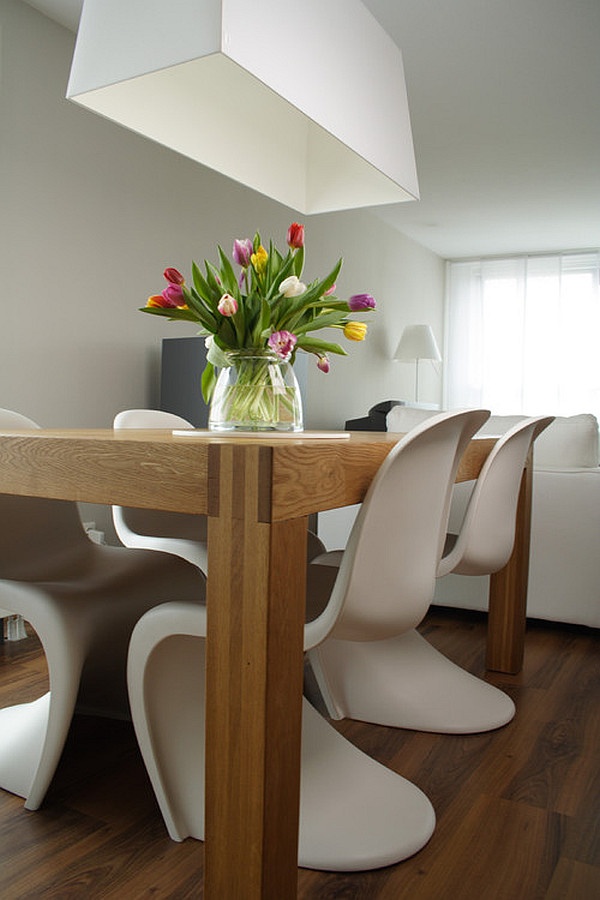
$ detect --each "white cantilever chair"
[306,409,518,735]
[112,409,327,570]
[0,407,206,811]
[126,410,493,870]
[437,415,554,578]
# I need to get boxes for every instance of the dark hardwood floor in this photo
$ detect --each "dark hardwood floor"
[0,607,598,899]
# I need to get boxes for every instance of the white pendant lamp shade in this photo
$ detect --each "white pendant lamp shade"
[66,0,419,214]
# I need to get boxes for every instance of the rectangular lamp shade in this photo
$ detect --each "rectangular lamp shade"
[66,0,419,214]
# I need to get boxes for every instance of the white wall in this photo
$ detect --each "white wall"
[0,0,444,530]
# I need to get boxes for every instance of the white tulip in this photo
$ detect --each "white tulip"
[279,275,307,298]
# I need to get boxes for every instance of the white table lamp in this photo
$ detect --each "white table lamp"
[394,325,442,404]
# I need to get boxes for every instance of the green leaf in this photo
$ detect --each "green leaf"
[315,257,343,299]
[187,289,218,330]
[293,246,304,278]
[266,252,297,301]
[216,316,237,347]
[252,297,271,344]
[140,306,200,323]
[201,362,217,403]
[296,335,348,356]
[217,246,240,297]
[292,310,347,335]
[206,263,223,297]
[192,262,220,309]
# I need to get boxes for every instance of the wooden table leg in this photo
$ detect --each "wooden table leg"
[204,443,307,899]
[486,454,533,673]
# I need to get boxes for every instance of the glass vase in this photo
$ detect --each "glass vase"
[208,350,303,432]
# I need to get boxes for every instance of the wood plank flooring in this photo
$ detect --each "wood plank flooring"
[0,607,598,899]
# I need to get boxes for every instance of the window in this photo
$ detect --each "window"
[444,252,600,418]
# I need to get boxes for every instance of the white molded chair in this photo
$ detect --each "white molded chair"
[0,407,206,810]
[112,409,327,569]
[128,602,435,871]
[126,410,493,870]
[437,415,554,577]
[112,409,209,572]
[306,409,517,735]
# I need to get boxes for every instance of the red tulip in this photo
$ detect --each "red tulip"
[163,267,185,285]
[147,294,168,308]
[286,222,305,249]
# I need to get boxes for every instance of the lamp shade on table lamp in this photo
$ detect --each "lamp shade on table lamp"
[394,325,442,403]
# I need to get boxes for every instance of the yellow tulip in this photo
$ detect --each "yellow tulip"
[344,321,367,341]
[251,245,268,275]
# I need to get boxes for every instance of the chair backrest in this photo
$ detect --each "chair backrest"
[112,409,204,542]
[113,409,194,430]
[437,415,554,577]
[306,409,490,646]
[0,408,92,581]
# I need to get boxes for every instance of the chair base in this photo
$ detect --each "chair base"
[299,697,435,871]
[0,693,50,804]
[309,628,515,734]
[128,604,436,871]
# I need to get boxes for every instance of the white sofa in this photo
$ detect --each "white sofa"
[318,409,599,629]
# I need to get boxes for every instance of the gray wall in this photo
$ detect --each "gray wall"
[1,0,445,532]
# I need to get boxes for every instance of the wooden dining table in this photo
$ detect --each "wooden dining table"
[0,427,532,899]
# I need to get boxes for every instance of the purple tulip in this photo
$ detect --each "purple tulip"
[348,293,376,311]
[233,238,253,268]
[268,330,297,360]
[317,355,330,373]
[161,283,185,307]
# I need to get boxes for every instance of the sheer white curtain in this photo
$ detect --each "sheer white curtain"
[444,252,600,418]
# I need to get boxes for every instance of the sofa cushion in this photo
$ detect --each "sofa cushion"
[387,407,600,468]
[386,406,439,432]
[479,413,599,467]
[534,415,599,467]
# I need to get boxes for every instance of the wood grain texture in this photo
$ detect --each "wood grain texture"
[487,451,533,672]
[2,609,598,899]
[204,443,306,899]
[0,430,209,514]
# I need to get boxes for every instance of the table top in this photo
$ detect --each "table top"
[0,428,496,520]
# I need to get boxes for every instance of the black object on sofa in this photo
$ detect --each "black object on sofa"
[345,400,405,432]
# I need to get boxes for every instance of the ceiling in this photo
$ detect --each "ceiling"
[21,0,600,259]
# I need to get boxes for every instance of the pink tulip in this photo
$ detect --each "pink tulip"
[218,293,238,316]
[268,330,297,360]
[161,283,186,307]
[317,355,330,373]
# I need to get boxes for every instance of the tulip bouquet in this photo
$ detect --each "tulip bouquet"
[142,223,376,430]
